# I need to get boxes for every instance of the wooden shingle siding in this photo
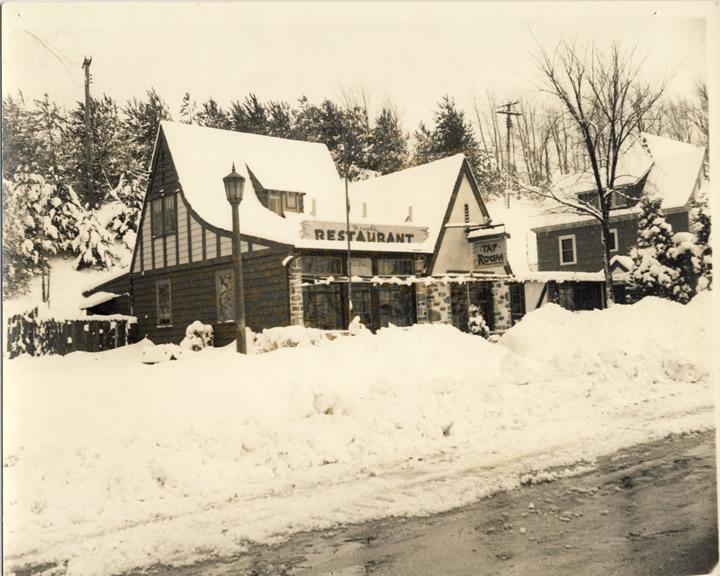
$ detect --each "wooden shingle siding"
[537,211,691,272]
[132,248,292,345]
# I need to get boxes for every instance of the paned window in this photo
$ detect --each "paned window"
[509,283,526,324]
[215,270,235,323]
[558,235,577,265]
[349,257,372,277]
[152,194,177,237]
[301,255,343,276]
[377,258,413,276]
[156,279,172,326]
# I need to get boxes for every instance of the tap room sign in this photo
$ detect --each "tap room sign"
[301,221,429,244]
[473,236,508,270]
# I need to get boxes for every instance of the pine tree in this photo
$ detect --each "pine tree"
[629,193,682,301]
[179,92,197,125]
[230,93,269,135]
[266,101,294,138]
[690,196,712,291]
[1,93,36,179]
[196,98,231,129]
[72,210,120,270]
[123,88,171,172]
[367,107,408,175]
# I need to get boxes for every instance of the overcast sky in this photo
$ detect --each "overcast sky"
[2,2,715,131]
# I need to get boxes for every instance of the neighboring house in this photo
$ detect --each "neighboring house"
[532,133,707,302]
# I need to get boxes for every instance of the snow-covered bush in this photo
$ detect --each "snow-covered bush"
[141,344,182,364]
[180,321,214,351]
[71,210,120,270]
[468,304,490,338]
[666,232,702,303]
[252,325,332,353]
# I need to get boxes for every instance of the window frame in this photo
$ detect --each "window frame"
[155,279,173,327]
[151,193,178,238]
[608,228,618,253]
[376,257,414,276]
[558,234,577,266]
[285,192,298,210]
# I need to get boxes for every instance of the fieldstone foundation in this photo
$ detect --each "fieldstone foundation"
[288,257,304,326]
[426,281,453,325]
[415,282,429,324]
[491,280,513,332]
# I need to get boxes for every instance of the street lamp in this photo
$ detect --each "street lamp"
[223,163,247,353]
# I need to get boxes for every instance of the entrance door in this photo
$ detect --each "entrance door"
[377,285,415,328]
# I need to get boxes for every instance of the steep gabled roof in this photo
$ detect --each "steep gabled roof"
[160,122,475,253]
[533,133,706,232]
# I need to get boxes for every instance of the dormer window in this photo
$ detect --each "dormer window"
[262,190,304,217]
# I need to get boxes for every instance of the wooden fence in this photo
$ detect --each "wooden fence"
[6,308,137,359]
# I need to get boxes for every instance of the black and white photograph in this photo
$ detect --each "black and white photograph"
[2,2,718,575]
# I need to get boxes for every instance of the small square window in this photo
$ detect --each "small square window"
[559,235,577,266]
[286,192,297,209]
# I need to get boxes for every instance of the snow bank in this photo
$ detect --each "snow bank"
[3,297,714,576]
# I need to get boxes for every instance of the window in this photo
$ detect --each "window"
[378,285,415,328]
[349,257,372,277]
[303,284,343,330]
[215,270,235,323]
[152,194,177,237]
[156,280,172,327]
[377,258,413,276]
[509,283,526,325]
[608,228,618,253]
[558,234,577,266]
[268,192,282,216]
[301,255,343,276]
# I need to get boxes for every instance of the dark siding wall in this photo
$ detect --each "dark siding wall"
[132,248,291,346]
[536,211,690,272]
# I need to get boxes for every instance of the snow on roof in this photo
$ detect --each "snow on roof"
[481,198,546,276]
[536,133,706,231]
[161,123,466,253]
[161,121,345,245]
[343,154,466,253]
[466,224,507,239]
[80,291,125,310]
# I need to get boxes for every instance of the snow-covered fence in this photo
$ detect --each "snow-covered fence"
[6,308,137,358]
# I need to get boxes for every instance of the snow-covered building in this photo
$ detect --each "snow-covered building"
[532,133,707,303]
[84,122,607,345]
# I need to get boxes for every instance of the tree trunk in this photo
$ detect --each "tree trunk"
[600,217,615,306]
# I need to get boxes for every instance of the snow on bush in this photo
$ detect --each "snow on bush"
[71,210,121,270]
[251,324,334,353]
[180,321,214,351]
[3,298,714,576]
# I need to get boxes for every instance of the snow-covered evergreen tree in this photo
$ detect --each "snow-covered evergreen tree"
[72,210,120,270]
[230,93,269,135]
[690,196,712,291]
[106,174,145,249]
[179,92,198,125]
[367,107,408,175]
[123,88,171,173]
[196,98,231,129]
[629,193,691,302]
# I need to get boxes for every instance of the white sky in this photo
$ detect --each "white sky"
[1,2,715,132]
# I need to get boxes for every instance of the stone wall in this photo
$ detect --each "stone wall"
[426,281,453,325]
[415,282,429,324]
[288,256,304,326]
[491,280,513,332]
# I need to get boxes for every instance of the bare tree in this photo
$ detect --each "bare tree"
[531,41,665,304]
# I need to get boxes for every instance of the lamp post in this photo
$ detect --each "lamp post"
[223,163,247,354]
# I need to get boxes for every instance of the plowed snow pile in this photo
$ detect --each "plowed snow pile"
[3,295,715,576]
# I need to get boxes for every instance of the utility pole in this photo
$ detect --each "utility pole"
[82,57,94,206]
[496,100,521,208]
[343,133,353,327]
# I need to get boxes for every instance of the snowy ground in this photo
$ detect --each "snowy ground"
[2,293,717,576]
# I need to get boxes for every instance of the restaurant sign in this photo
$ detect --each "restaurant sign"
[301,221,429,244]
[474,236,508,270]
